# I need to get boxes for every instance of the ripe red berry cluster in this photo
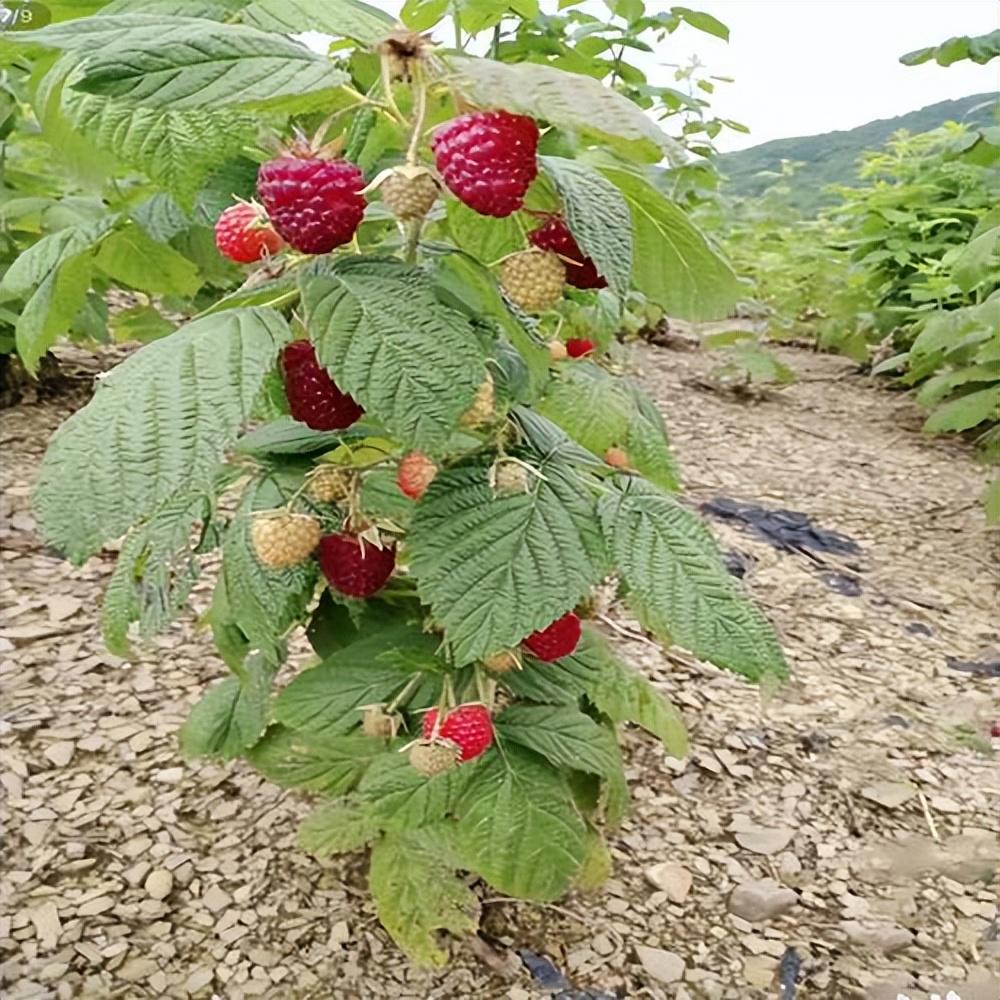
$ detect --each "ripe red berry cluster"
[529,216,607,289]
[433,110,539,218]
[316,532,397,599]
[422,705,494,761]
[214,203,283,263]
[281,341,363,432]
[522,612,582,661]
[565,338,597,358]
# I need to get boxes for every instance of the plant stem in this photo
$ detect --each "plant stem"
[405,65,428,166]
[403,219,422,265]
[379,55,405,125]
[609,43,625,86]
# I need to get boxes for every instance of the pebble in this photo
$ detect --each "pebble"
[644,862,693,903]
[635,945,685,983]
[728,879,799,922]
[733,827,795,855]
[144,869,173,901]
[841,921,915,954]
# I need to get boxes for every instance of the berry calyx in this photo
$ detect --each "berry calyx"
[257,145,366,254]
[317,532,396,598]
[604,446,631,470]
[566,338,596,358]
[460,372,496,428]
[522,612,582,661]
[250,512,321,569]
[421,704,494,762]
[397,451,438,500]
[548,340,568,362]
[409,740,459,776]
[307,465,354,504]
[432,110,539,218]
[483,649,521,673]
[501,249,565,313]
[281,341,364,431]
[380,165,440,221]
[214,203,283,263]
[528,215,607,289]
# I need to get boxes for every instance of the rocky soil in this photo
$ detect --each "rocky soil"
[1,342,997,1000]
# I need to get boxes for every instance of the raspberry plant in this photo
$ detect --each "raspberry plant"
[16,0,788,965]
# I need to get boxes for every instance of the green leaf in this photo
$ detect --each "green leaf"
[220,478,318,658]
[109,305,176,344]
[445,200,523,264]
[674,6,730,41]
[359,751,476,829]
[400,0,449,31]
[369,826,480,967]
[179,652,276,759]
[537,363,680,491]
[900,30,1000,67]
[409,458,607,663]
[599,479,788,680]
[594,158,741,321]
[539,155,632,296]
[454,745,587,901]
[450,56,679,163]
[234,415,367,456]
[100,0,251,16]
[496,703,622,781]
[575,829,612,890]
[68,20,350,112]
[94,225,201,296]
[923,385,1000,433]
[247,726,383,793]
[303,257,488,452]
[32,308,291,564]
[953,225,1000,294]
[242,0,395,44]
[299,797,380,857]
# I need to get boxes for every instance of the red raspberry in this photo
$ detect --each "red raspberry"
[422,704,494,761]
[529,216,607,289]
[432,110,539,218]
[214,203,283,263]
[566,338,596,358]
[316,532,396,598]
[257,154,365,254]
[281,341,364,431]
[522,612,582,661]
[991,720,1000,739]
[397,451,438,500]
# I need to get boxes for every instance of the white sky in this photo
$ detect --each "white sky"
[372,0,1000,151]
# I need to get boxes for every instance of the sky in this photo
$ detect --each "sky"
[372,0,1000,152]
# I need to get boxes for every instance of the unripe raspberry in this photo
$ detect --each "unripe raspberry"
[501,250,565,313]
[489,458,531,496]
[307,466,353,504]
[381,166,440,221]
[459,372,495,428]
[409,740,459,776]
[604,446,631,470]
[397,451,438,500]
[548,340,568,362]
[250,512,321,569]
[483,649,521,673]
[214,203,283,263]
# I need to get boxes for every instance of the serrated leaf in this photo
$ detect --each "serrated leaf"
[179,652,276,759]
[32,307,291,564]
[454,745,586,901]
[100,0,250,16]
[305,593,402,659]
[599,479,788,680]
[298,797,380,857]
[953,225,1000,294]
[303,257,488,452]
[247,725,383,793]
[496,704,622,781]
[538,156,632,296]
[94,224,201,296]
[409,458,607,663]
[234,415,367,456]
[369,826,480,967]
[450,56,678,163]
[575,829,612,890]
[537,364,680,491]
[923,385,1000,433]
[445,200,523,264]
[594,158,741,321]
[68,20,349,112]
[241,0,394,44]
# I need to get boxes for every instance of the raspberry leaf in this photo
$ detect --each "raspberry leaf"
[33,307,291,563]
[94,225,202,296]
[298,797,380,858]
[445,200,523,264]
[453,745,587,901]
[369,826,480,967]
[449,56,681,164]
[178,652,276,760]
[537,364,681,491]
[600,479,789,681]
[593,157,742,321]
[247,726,384,794]
[241,0,395,45]
[67,20,350,113]
[538,156,633,296]
[409,458,608,663]
[303,257,489,452]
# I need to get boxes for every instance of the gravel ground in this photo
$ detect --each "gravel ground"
[1,342,997,1000]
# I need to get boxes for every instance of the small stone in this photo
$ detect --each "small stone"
[744,954,775,987]
[734,827,795,855]
[841,921,914,954]
[185,966,214,995]
[144,870,173,901]
[592,933,615,957]
[201,885,231,913]
[119,957,159,982]
[859,781,916,809]
[329,920,350,946]
[44,741,75,767]
[728,879,799,923]
[644,863,693,903]
[635,945,685,984]
[76,896,115,917]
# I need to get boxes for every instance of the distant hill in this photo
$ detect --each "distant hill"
[715,93,999,214]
